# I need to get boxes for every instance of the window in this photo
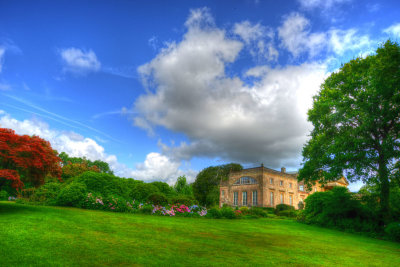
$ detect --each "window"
[289,183,292,189]
[233,192,238,206]
[233,176,257,185]
[221,190,225,197]
[270,192,274,205]
[280,193,284,204]
[280,180,283,186]
[270,178,273,184]
[252,191,257,206]
[314,188,317,192]
[299,185,304,191]
[242,192,247,206]
[289,195,293,206]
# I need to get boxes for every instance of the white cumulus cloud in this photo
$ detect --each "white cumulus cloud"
[60,47,101,74]
[130,8,329,170]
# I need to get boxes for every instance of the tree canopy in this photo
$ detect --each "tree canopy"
[59,152,114,177]
[193,163,242,206]
[0,128,62,188]
[298,40,400,220]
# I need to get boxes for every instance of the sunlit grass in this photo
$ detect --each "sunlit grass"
[1,201,399,266]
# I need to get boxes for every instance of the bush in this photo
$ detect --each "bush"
[130,183,159,202]
[57,182,87,207]
[221,207,235,219]
[74,171,130,199]
[239,206,249,215]
[275,204,295,215]
[139,204,153,214]
[0,190,9,200]
[147,192,168,205]
[278,210,297,218]
[206,208,222,219]
[301,187,379,233]
[170,195,197,206]
[248,207,268,218]
[33,182,63,205]
[385,222,400,242]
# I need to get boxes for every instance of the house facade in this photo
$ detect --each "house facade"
[219,164,349,209]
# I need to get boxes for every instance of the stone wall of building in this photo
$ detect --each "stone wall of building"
[219,165,328,209]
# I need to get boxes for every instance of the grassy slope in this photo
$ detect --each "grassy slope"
[0,202,399,267]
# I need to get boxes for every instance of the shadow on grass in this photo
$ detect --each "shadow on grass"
[0,201,40,214]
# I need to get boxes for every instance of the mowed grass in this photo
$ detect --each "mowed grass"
[1,202,399,267]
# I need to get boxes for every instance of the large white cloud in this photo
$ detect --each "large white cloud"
[129,8,329,170]
[0,112,193,184]
[60,47,101,74]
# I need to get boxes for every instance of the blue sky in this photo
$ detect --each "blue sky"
[0,0,399,190]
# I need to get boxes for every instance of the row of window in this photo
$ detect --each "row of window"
[233,191,258,206]
[232,177,308,192]
[230,191,294,206]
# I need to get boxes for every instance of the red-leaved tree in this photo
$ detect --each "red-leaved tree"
[0,128,62,189]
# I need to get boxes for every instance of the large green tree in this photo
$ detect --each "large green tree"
[298,40,400,221]
[193,163,242,206]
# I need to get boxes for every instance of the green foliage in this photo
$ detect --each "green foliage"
[138,204,153,214]
[32,182,62,205]
[275,204,295,215]
[173,176,193,195]
[0,190,9,200]
[74,171,130,199]
[298,201,304,210]
[130,183,159,202]
[57,182,87,207]
[278,210,297,218]
[150,181,174,197]
[59,152,114,175]
[385,222,400,242]
[170,195,197,206]
[299,40,400,219]
[359,183,400,221]
[239,206,249,215]
[206,207,222,219]
[220,207,235,219]
[301,187,379,233]
[147,192,168,205]
[193,163,242,206]
[248,207,268,218]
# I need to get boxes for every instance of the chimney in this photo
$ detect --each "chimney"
[281,167,286,173]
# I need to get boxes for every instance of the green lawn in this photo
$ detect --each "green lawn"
[0,202,399,266]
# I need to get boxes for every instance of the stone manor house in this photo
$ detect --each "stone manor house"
[219,164,349,209]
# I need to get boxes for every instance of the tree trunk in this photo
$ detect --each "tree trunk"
[378,155,390,224]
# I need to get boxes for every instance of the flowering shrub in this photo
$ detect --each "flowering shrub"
[82,193,134,212]
[152,204,207,217]
[234,210,242,217]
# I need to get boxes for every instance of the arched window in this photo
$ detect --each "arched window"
[233,176,258,185]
